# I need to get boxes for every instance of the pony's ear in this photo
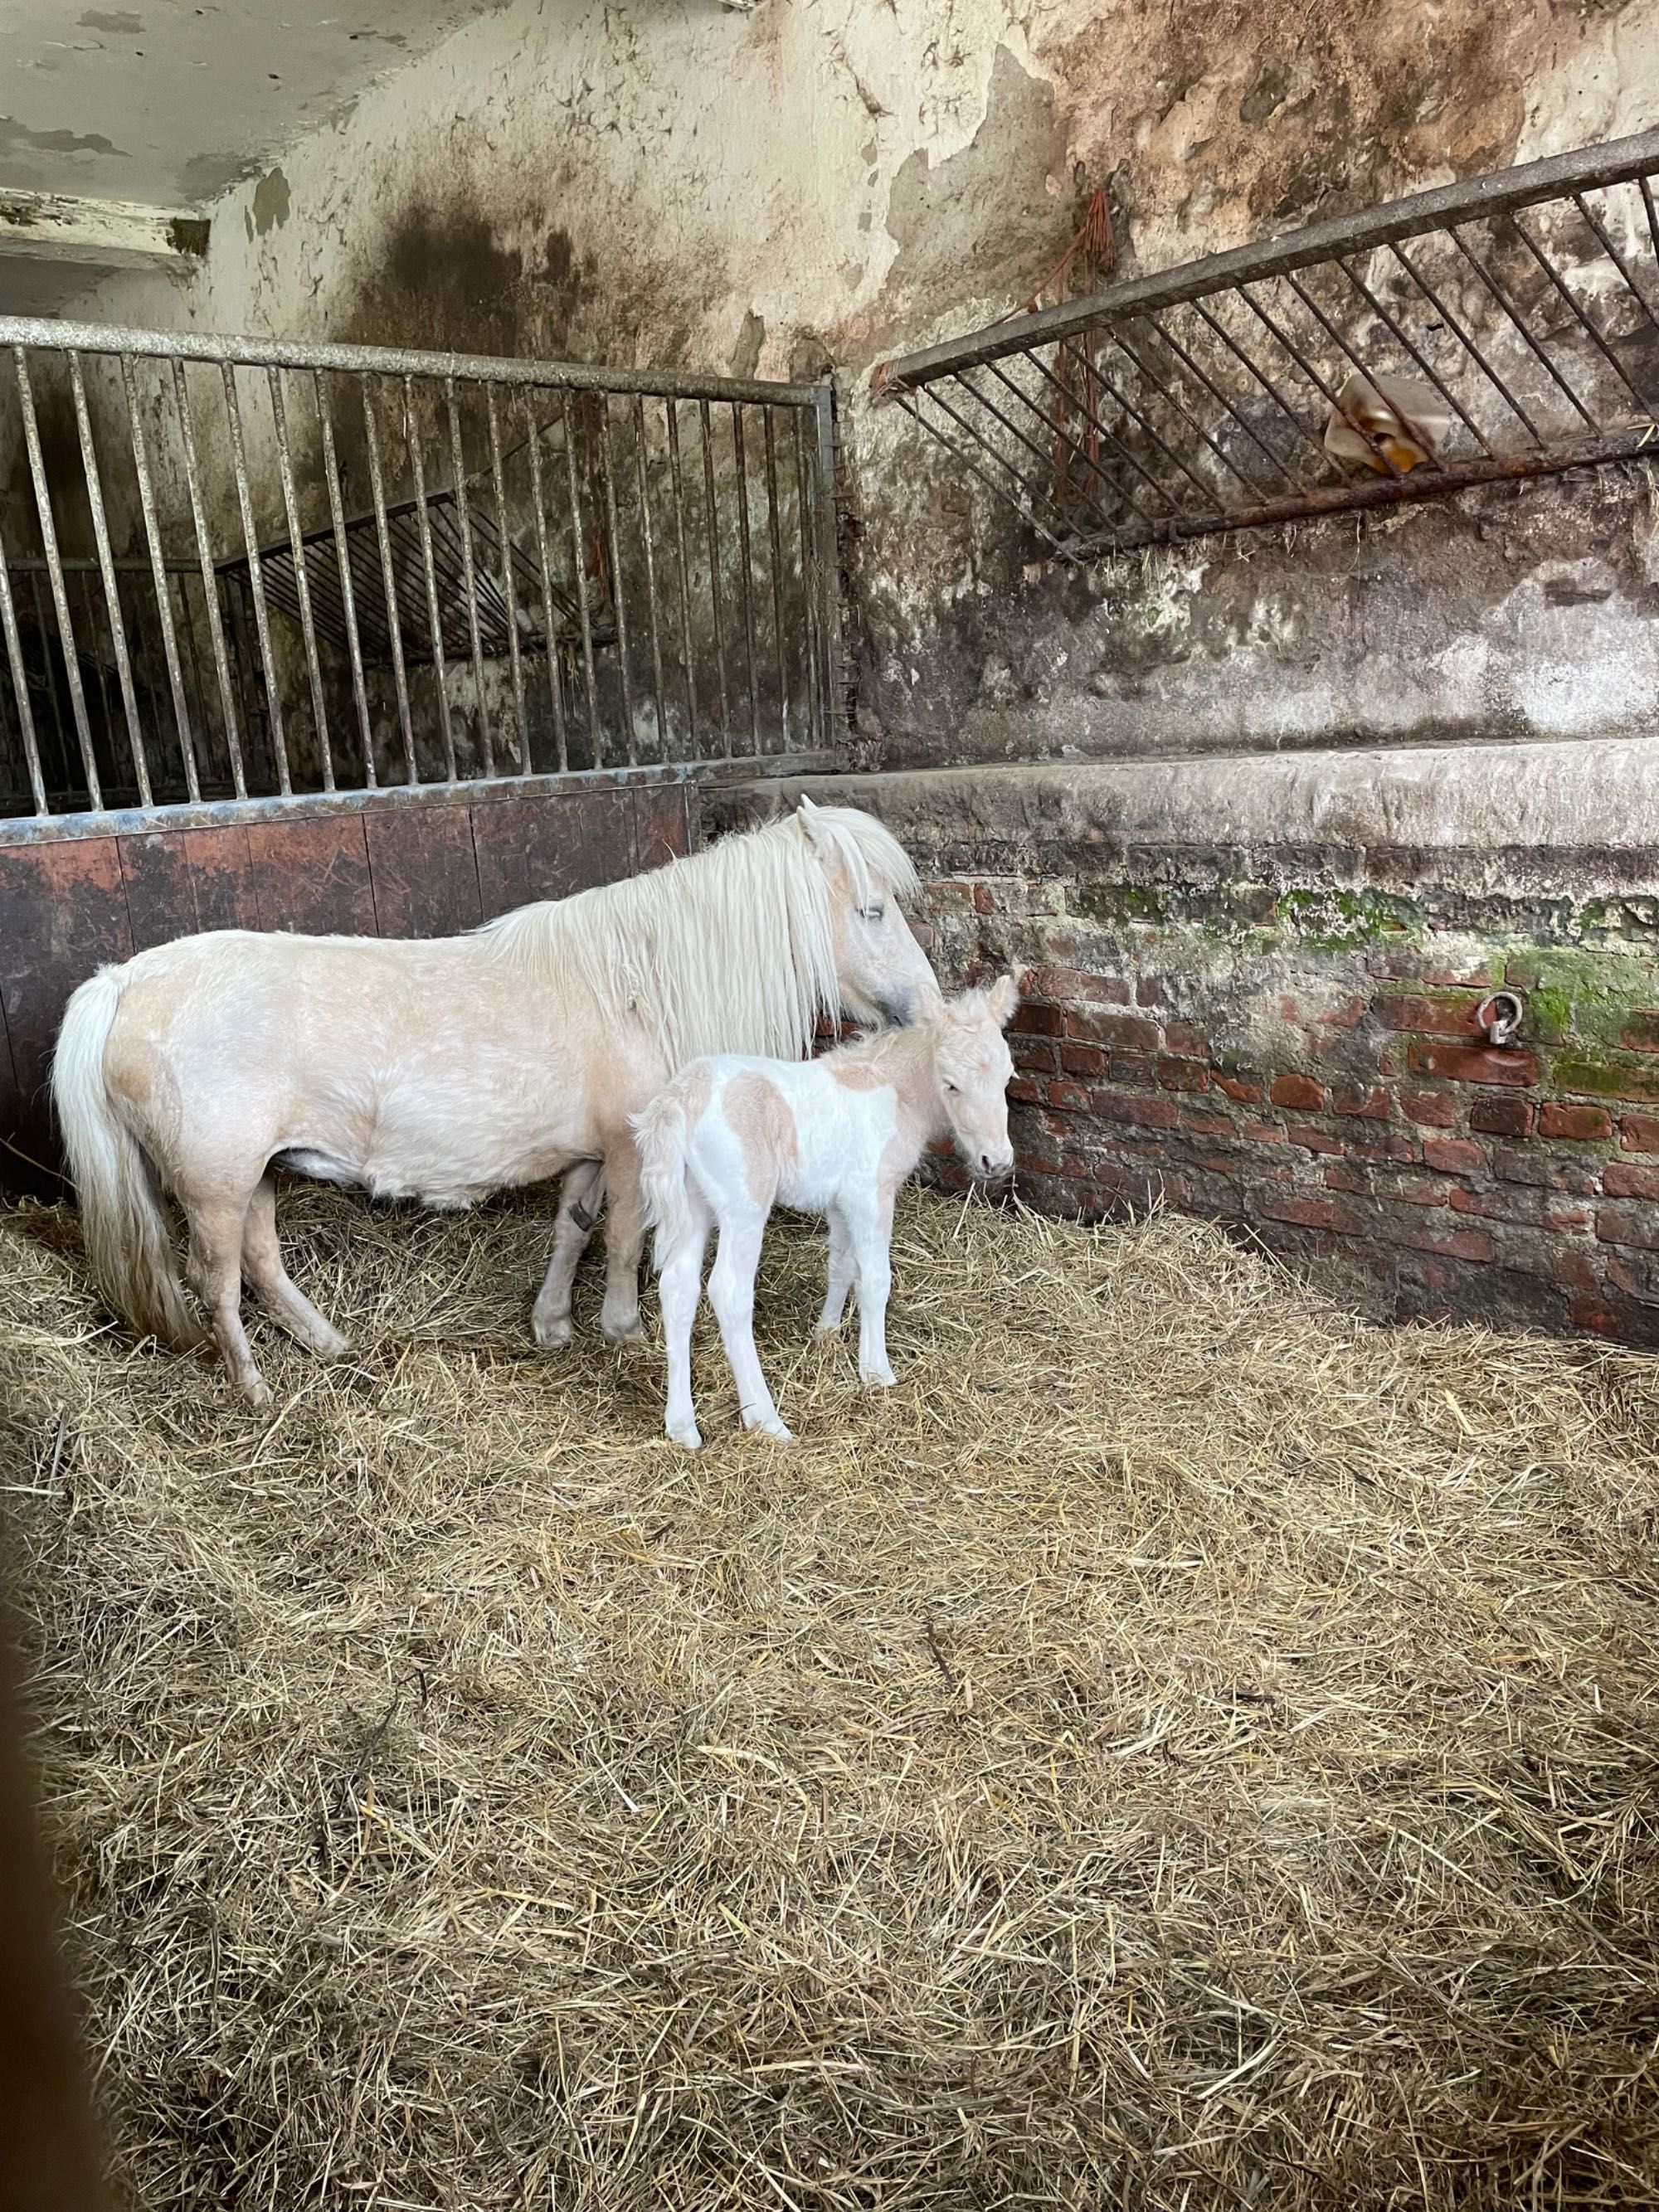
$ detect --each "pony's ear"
[985,970,1022,1027]
[795,794,825,849]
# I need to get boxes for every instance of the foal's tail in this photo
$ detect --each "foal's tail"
[52,968,202,1349]
[630,1084,698,1272]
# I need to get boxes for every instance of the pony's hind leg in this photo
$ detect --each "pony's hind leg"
[241,1173,351,1360]
[532,1159,605,1349]
[707,1210,790,1441]
[180,1189,270,1408]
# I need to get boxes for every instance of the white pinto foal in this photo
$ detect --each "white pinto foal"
[635,975,1019,1448]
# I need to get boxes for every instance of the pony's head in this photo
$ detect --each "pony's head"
[795,795,940,1031]
[931,971,1020,1182]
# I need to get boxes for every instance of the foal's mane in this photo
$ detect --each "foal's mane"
[474,805,918,1067]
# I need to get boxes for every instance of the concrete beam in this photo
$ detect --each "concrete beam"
[0,188,208,268]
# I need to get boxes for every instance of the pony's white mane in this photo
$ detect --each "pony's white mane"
[475,803,919,1067]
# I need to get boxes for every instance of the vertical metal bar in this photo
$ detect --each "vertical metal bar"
[761,406,791,751]
[521,401,567,774]
[362,378,419,784]
[596,396,635,765]
[1102,323,1277,496]
[1264,277,1408,476]
[313,372,376,788]
[731,404,761,755]
[266,367,334,790]
[562,391,602,761]
[1187,297,1329,474]
[810,382,844,747]
[1142,309,1306,491]
[444,377,494,778]
[120,353,199,800]
[12,348,100,807]
[698,399,731,753]
[664,399,698,760]
[67,352,150,805]
[1640,177,1659,281]
[1570,192,1659,338]
[1386,242,1545,445]
[0,529,46,814]
[30,571,70,779]
[1509,210,1650,411]
[77,572,116,771]
[630,394,667,762]
[791,407,822,747]
[1331,256,1492,456]
[1444,226,1597,430]
[401,377,456,781]
[220,360,290,792]
[485,386,529,772]
[174,573,214,783]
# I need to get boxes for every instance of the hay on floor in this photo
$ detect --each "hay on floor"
[2,1184,1658,2210]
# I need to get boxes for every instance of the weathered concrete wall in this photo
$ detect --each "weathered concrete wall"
[713,755,1659,1343]
[51,0,1659,769]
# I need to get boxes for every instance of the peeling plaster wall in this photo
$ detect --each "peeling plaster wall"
[52,0,1659,769]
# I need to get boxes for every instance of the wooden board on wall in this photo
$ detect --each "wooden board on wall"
[0,780,695,1196]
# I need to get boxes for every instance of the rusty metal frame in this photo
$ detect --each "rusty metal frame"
[0,316,844,826]
[877,128,1659,559]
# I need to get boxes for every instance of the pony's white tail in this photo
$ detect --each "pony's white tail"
[51,970,202,1349]
[631,1086,697,1272]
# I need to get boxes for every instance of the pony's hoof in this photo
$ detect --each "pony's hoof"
[666,1420,702,1451]
[601,1316,648,1346]
[533,1310,574,1349]
[238,1376,274,1412]
[314,1328,352,1362]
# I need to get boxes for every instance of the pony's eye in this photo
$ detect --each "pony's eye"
[861,903,885,923]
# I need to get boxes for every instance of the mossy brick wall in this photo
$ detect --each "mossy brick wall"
[914,876,1659,1345]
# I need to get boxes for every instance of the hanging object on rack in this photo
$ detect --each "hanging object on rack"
[1323,370,1452,476]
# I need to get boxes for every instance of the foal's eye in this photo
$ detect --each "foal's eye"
[943,1082,960,1094]
[860,903,885,923]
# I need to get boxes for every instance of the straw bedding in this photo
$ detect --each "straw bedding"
[2,1184,1658,2210]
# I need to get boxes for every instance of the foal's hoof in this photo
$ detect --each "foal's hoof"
[666,1419,703,1451]
[860,1365,897,1389]
[744,1416,795,1444]
[532,1309,574,1349]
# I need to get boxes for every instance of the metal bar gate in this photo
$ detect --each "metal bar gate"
[875,128,1659,559]
[0,318,844,829]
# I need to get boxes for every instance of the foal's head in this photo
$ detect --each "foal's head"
[931,974,1020,1181]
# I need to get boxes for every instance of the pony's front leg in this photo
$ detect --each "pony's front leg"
[815,1206,855,1336]
[533,1159,605,1349]
[598,1139,649,1344]
[849,1196,897,1388]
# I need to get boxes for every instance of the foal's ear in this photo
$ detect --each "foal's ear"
[985,970,1022,1027]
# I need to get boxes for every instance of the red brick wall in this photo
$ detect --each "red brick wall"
[917,874,1659,1347]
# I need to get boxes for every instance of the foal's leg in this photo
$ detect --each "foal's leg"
[180,1189,270,1407]
[815,1205,856,1337]
[241,1174,351,1360]
[532,1159,605,1349]
[707,1207,790,1440]
[847,1193,897,1388]
[658,1187,712,1450]
[598,1139,649,1344]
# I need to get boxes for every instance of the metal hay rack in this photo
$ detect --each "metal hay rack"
[876,129,1659,559]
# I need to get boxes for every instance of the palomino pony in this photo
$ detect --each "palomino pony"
[635,974,1019,1448]
[51,799,937,1405]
